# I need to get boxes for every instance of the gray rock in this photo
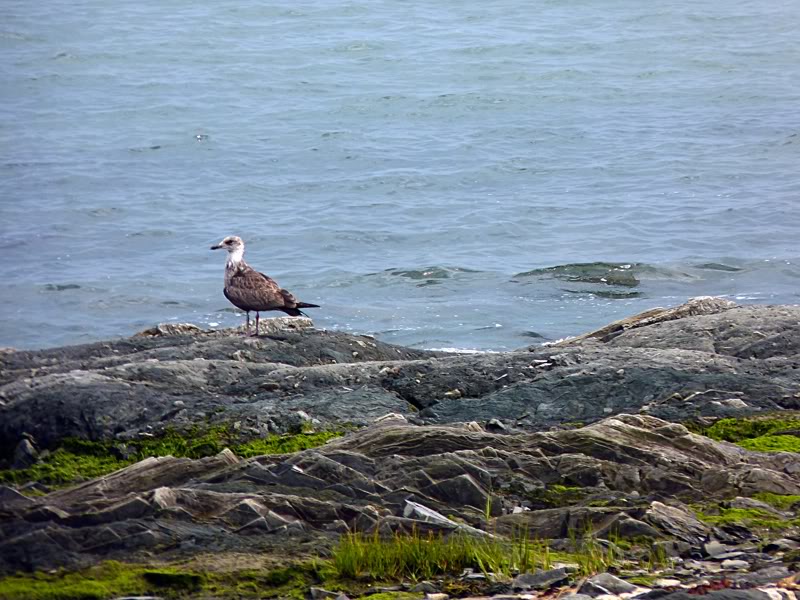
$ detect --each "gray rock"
[486,418,507,432]
[410,581,440,593]
[577,581,613,597]
[11,437,38,469]
[644,502,709,543]
[720,559,749,570]
[424,473,492,513]
[712,551,745,560]
[730,565,791,586]
[309,587,341,600]
[596,516,661,540]
[703,540,730,557]
[513,567,571,590]
[763,538,800,553]
[581,573,638,595]
[0,485,35,508]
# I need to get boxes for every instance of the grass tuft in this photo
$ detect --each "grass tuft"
[566,526,621,575]
[332,527,551,582]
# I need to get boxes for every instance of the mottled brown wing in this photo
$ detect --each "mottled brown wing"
[224,267,286,312]
[279,288,300,309]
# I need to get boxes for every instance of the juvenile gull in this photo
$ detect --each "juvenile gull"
[210,235,319,335]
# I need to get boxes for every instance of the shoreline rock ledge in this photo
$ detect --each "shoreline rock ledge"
[1,297,798,451]
[0,297,799,594]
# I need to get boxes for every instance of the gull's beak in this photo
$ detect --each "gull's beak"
[210,244,222,250]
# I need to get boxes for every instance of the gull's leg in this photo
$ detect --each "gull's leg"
[254,312,260,337]
[244,311,250,336]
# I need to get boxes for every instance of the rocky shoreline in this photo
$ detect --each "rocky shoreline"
[0,297,798,599]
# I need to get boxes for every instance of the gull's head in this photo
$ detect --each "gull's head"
[210,235,244,254]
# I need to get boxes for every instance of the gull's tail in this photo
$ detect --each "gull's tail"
[285,302,320,317]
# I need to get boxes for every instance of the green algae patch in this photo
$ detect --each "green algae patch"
[0,560,329,600]
[0,444,128,487]
[527,484,587,509]
[700,414,800,444]
[235,431,342,458]
[203,563,326,599]
[696,507,794,531]
[0,561,182,600]
[0,427,344,489]
[752,492,800,512]
[142,570,204,591]
[738,435,800,453]
[686,413,800,454]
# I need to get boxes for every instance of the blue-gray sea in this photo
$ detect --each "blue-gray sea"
[1,0,798,351]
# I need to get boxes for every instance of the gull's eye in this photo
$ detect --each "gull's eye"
[225,240,233,245]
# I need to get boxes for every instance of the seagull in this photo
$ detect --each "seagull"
[210,235,320,336]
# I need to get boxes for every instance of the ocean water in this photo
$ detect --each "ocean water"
[1,0,798,351]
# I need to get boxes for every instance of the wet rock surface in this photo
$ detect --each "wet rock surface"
[0,299,799,595]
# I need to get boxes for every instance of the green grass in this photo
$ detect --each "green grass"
[565,526,622,575]
[0,428,343,489]
[332,528,552,582]
[331,526,629,582]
